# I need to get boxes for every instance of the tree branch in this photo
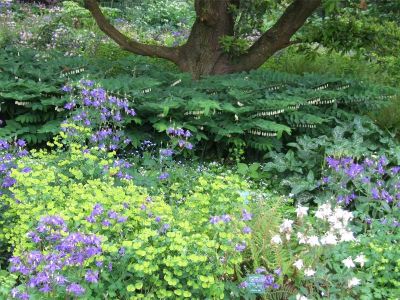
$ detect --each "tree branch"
[84,0,180,62]
[231,0,321,72]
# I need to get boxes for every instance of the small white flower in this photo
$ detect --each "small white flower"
[271,235,282,244]
[304,268,316,277]
[297,232,307,244]
[320,232,337,245]
[293,259,304,270]
[347,277,361,288]
[340,230,355,242]
[296,205,309,218]
[296,294,308,300]
[354,254,367,267]
[307,235,320,247]
[342,257,355,269]
[279,219,294,233]
[315,203,332,220]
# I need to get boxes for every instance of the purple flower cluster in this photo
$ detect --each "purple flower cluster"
[61,81,136,152]
[209,214,232,224]
[239,270,280,291]
[86,203,128,225]
[0,139,29,190]
[324,156,400,222]
[166,127,193,150]
[9,215,102,299]
[210,209,253,253]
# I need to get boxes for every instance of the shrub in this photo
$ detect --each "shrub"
[1,141,254,299]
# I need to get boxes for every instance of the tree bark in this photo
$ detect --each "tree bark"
[84,0,321,78]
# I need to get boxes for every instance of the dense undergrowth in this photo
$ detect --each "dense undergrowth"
[1,1,400,300]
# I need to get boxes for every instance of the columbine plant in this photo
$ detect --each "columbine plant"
[9,215,102,299]
[322,156,400,228]
[61,80,136,153]
[0,139,29,194]
[268,203,365,299]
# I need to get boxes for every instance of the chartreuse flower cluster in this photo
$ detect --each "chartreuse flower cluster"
[1,144,252,299]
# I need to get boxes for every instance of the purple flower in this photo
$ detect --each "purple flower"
[210,216,221,224]
[326,157,340,170]
[85,270,99,283]
[255,267,266,274]
[242,209,252,221]
[101,220,111,227]
[155,216,161,222]
[108,210,118,219]
[160,223,170,234]
[345,163,363,178]
[159,172,169,180]
[86,215,96,223]
[118,247,126,255]
[92,204,104,216]
[243,226,252,234]
[0,140,10,150]
[371,188,380,200]
[66,283,85,296]
[61,85,73,93]
[95,261,103,267]
[16,139,27,147]
[2,176,16,188]
[221,214,232,223]
[64,102,75,110]
[160,148,174,157]
[235,242,246,252]
[391,166,400,175]
[117,216,128,223]
[21,167,32,173]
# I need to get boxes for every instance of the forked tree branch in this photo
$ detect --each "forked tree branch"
[84,0,180,62]
[231,0,321,72]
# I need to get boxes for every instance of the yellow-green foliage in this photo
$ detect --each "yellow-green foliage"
[1,143,252,299]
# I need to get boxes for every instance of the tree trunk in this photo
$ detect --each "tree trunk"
[84,0,321,78]
[175,0,235,78]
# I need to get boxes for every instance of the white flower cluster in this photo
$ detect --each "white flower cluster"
[271,203,363,284]
[272,204,355,247]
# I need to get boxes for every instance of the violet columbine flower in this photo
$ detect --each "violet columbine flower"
[326,157,340,171]
[101,220,111,227]
[61,85,72,93]
[235,242,246,252]
[108,210,118,219]
[210,216,220,224]
[243,226,252,234]
[160,148,174,157]
[159,172,169,180]
[2,176,16,188]
[85,270,99,283]
[64,102,75,110]
[66,283,85,296]
[15,139,27,147]
[255,267,266,274]
[160,223,170,234]
[371,188,380,200]
[92,203,104,216]
[221,214,232,223]
[242,209,252,221]
[117,216,128,223]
